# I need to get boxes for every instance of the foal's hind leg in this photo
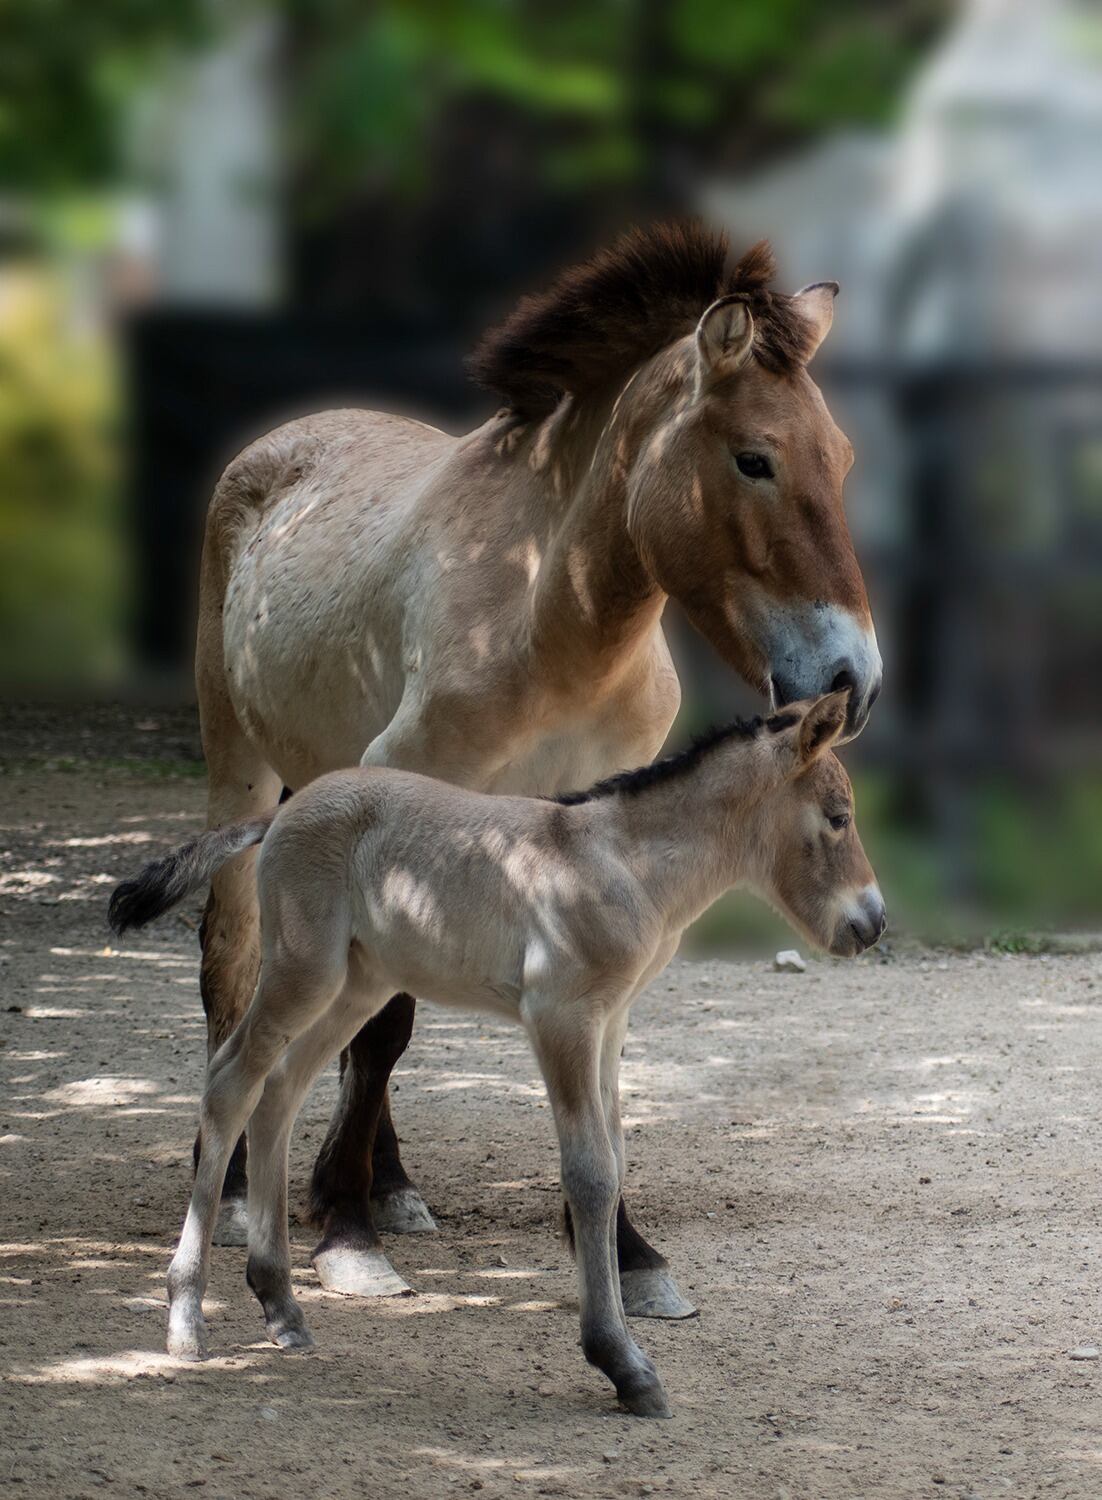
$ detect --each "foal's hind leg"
[246,983,392,1350]
[167,952,348,1360]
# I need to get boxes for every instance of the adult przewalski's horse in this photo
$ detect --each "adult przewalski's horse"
[195,221,881,1316]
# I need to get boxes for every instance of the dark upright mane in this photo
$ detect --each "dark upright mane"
[554,711,798,806]
[467,221,818,420]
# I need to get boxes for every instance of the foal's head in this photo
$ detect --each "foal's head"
[751,691,885,958]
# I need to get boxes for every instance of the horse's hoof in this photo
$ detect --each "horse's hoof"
[617,1376,672,1419]
[370,1187,437,1235]
[272,1325,316,1353]
[211,1196,249,1247]
[620,1267,697,1320]
[312,1243,413,1299]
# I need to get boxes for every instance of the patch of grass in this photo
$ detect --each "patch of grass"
[985,930,1050,956]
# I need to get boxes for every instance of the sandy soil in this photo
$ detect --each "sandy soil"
[3,727,1102,1499]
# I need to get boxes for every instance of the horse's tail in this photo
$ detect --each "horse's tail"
[108,811,277,935]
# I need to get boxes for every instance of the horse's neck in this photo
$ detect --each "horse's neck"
[519,374,669,691]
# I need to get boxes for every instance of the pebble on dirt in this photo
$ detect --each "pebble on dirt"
[773,949,807,973]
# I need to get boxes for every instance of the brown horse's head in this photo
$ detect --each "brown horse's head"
[752,691,885,956]
[470,224,881,737]
[625,278,880,739]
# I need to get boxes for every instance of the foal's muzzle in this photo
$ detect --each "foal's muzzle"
[833,887,887,956]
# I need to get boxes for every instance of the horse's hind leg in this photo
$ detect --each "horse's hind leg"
[195,640,281,1245]
[246,981,392,1350]
[308,995,426,1296]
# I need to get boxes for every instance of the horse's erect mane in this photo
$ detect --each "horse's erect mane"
[554,711,799,807]
[467,220,818,420]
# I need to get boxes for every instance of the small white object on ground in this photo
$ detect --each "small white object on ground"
[774,950,807,973]
[1068,1345,1100,1361]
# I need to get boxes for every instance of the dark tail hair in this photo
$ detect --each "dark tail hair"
[108,811,277,935]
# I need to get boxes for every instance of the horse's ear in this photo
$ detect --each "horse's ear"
[792,281,838,361]
[796,689,849,767]
[695,295,754,385]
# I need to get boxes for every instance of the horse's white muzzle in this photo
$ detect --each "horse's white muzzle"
[765,604,882,740]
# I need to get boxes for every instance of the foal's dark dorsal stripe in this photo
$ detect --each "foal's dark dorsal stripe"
[555,711,796,806]
[467,220,822,420]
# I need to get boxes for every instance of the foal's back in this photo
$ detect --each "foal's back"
[261,768,644,1018]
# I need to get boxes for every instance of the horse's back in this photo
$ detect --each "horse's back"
[199,408,458,784]
[205,408,454,567]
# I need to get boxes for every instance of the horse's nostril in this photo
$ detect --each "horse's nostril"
[831,669,856,697]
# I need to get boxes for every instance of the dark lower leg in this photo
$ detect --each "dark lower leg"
[309,993,416,1252]
[564,1196,696,1320]
[564,1197,667,1272]
[369,1091,417,1201]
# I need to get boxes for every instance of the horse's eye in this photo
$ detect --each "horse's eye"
[828,813,850,832]
[735,452,773,480]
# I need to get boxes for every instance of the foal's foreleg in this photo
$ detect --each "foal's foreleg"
[527,1001,670,1418]
[561,1026,696,1322]
[167,955,347,1360]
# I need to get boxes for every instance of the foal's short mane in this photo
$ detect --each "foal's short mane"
[468,221,818,419]
[555,711,799,806]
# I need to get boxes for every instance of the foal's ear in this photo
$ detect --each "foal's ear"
[695,295,754,385]
[792,281,838,361]
[796,690,849,766]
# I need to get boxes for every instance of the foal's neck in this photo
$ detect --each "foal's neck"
[605,744,766,932]
[523,358,676,690]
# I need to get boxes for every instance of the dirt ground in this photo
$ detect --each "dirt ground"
[3,709,1102,1500]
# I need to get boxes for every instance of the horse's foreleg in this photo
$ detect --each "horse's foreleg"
[368,1088,437,1233]
[563,1130,697,1320]
[308,992,427,1297]
[614,1193,696,1320]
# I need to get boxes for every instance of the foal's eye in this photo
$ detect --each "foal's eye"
[828,813,850,832]
[735,451,774,481]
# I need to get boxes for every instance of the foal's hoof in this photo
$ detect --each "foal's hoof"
[371,1187,437,1235]
[312,1243,413,1299]
[211,1195,249,1247]
[620,1267,697,1321]
[617,1376,672,1419]
[166,1321,209,1362]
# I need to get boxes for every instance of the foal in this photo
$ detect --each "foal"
[110,691,884,1417]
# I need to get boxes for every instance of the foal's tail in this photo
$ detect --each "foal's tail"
[108,811,278,935]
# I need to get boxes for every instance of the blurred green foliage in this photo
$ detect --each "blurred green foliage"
[0,269,124,685]
[2,0,948,197]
